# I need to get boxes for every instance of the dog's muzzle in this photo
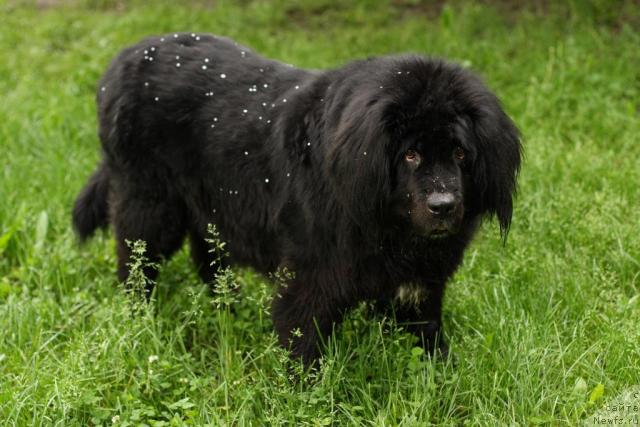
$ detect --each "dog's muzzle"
[425,192,461,239]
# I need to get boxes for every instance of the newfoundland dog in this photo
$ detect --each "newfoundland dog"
[73,33,521,366]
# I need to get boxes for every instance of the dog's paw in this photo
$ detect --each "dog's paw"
[416,321,449,359]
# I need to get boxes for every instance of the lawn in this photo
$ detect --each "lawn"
[1,0,639,425]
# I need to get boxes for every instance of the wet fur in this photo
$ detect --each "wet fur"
[73,33,522,366]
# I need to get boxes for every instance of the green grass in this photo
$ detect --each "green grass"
[1,0,639,425]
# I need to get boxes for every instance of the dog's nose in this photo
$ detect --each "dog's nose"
[426,193,457,216]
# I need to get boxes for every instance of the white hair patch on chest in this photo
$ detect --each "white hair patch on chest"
[395,283,427,307]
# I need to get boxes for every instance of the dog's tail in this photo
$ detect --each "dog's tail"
[72,162,110,241]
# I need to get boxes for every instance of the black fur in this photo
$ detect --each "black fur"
[72,161,109,240]
[73,33,522,366]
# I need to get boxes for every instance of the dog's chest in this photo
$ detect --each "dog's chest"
[394,283,428,306]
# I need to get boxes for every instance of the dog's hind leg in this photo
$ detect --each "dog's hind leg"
[110,187,187,298]
[188,229,223,286]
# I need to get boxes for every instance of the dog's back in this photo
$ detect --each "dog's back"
[73,33,313,283]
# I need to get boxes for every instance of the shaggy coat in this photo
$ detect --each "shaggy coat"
[73,33,522,365]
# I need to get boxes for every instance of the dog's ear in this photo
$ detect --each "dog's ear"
[325,91,393,229]
[469,97,522,239]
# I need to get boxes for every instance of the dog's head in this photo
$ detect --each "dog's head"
[326,56,522,240]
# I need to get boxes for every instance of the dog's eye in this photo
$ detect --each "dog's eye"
[454,146,465,160]
[404,150,421,164]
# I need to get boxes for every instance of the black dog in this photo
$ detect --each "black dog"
[73,33,521,366]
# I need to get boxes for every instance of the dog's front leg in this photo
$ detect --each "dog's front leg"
[394,281,449,357]
[271,278,350,368]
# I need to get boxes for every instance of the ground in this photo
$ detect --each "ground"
[1,0,639,425]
